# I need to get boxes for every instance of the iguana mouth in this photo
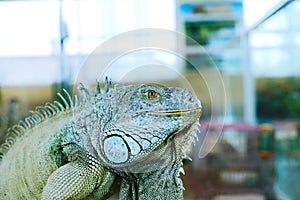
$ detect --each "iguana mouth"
[165,124,192,142]
[147,106,202,116]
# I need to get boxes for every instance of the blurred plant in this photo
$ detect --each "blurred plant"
[0,98,22,145]
[256,77,300,121]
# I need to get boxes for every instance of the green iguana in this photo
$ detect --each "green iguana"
[0,78,201,200]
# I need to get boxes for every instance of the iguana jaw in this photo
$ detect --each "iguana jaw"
[146,106,202,117]
[100,107,201,169]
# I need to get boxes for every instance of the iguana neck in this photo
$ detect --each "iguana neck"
[117,140,185,200]
[138,164,184,200]
[65,98,109,159]
[118,164,184,200]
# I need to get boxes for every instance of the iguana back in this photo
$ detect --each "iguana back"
[0,110,74,198]
[0,86,114,200]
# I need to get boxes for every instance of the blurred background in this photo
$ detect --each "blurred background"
[0,0,300,199]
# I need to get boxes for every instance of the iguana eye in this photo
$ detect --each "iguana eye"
[146,90,158,100]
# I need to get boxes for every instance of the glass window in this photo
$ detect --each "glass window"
[243,0,283,27]
[0,1,60,56]
[62,0,176,55]
[0,0,176,86]
[250,33,285,48]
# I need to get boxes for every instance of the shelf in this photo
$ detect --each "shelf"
[184,45,240,54]
[177,0,243,72]
[179,0,242,4]
[184,13,240,22]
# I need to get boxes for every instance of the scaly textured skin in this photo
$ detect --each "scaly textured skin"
[0,79,201,200]
[118,122,199,200]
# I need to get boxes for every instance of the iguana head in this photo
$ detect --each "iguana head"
[93,83,201,172]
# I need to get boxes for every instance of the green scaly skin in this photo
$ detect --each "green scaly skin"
[0,79,201,200]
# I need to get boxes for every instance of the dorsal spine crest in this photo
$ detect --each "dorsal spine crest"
[0,89,78,160]
[0,77,113,160]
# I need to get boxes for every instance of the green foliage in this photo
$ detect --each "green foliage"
[256,77,300,120]
[185,20,235,45]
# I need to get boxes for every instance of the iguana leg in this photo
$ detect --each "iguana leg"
[42,143,115,200]
[84,171,118,200]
